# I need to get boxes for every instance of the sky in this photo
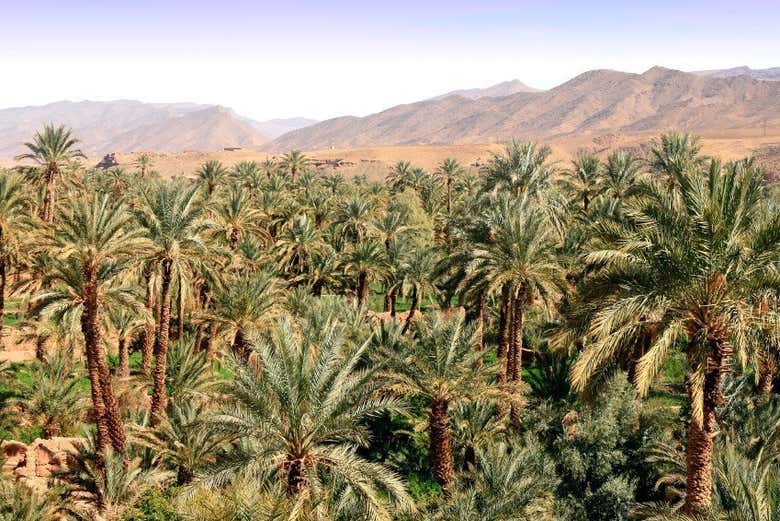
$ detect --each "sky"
[2,0,779,121]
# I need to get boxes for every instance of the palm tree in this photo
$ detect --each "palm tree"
[206,271,283,359]
[109,308,148,378]
[0,172,30,344]
[379,311,490,493]
[482,140,554,198]
[401,248,439,334]
[335,197,374,244]
[196,160,229,197]
[650,132,704,194]
[35,194,144,454]
[279,149,309,182]
[343,239,386,307]
[15,124,85,223]
[569,158,780,515]
[559,151,601,213]
[135,183,211,426]
[200,315,414,518]
[461,195,563,404]
[274,213,322,278]
[0,478,64,521]
[10,352,87,438]
[603,150,644,200]
[132,401,227,485]
[210,183,262,250]
[436,158,465,216]
[433,441,558,520]
[135,153,153,177]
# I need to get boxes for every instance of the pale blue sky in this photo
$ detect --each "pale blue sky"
[2,0,778,120]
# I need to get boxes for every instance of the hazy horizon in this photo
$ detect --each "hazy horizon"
[4,0,780,121]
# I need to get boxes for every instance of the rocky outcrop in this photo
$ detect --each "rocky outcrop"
[1,437,81,493]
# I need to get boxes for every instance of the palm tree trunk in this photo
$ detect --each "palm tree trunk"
[430,398,454,495]
[150,259,173,426]
[141,267,155,376]
[390,288,398,318]
[402,286,419,334]
[683,342,724,515]
[383,288,392,312]
[82,264,125,453]
[446,177,452,216]
[497,284,511,385]
[508,294,525,428]
[474,291,485,368]
[176,288,185,340]
[41,167,57,223]
[357,271,369,307]
[758,348,775,395]
[0,257,6,349]
[232,329,249,360]
[118,336,129,379]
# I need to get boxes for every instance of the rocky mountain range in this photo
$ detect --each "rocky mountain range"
[265,66,780,151]
[0,100,316,157]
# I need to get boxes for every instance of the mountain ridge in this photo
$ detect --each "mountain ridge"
[264,66,780,151]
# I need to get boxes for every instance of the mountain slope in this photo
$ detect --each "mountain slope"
[248,117,318,139]
[693,66,780,80]
[431,79,540,100]
[0,100,271,157]
[266,67,780,150]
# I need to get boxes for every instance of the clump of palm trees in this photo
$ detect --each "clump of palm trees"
[0,125,778,520]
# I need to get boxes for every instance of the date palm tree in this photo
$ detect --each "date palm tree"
[343,239,387,307]
[436,158,465,216]
[135,153,153,177]
[0,172,31,345]
[200,314,414,519]
[210,183,262,250]
[109,308,148,378]
[569,159,780,515]
[15,124,85,223]
[196,160,229,197]
[10,352,87,438]
[461,194,563,403]
[482,140,554,198]
[135,183,211,426]
[274,213,322,278]
[603,150,645,201]
[559,151,601,213]
[205,271,283,359]
[379,310,490,494]
[279,149,309,182]
[401,248,439,334]
[35,194,145,453]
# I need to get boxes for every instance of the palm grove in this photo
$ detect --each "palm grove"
[0,123,779,520]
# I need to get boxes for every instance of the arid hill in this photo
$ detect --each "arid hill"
[0,100,315,157]
[265,66,780,151]
[430,79,541,100]
[693,65,780,80]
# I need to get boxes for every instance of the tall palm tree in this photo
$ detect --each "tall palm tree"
[210,183,262,250]
[482,140,554,198]
[200,315,414,518]
[206,272,283,359]
[569,159,780,515]
[559,151,601,213]
[196,160,229,197]
[603,150,644,201]
[135,183,211,425]
[436,158,465,216]
[274,213,322,278]
[15,124,85,223]
[35,194,145,453]
[279,150,309,182]
[0,173,30,344]
[343,239,386,307]
[135,153,153,177]
[109,308,148,378]
[230,160,263,190]
[461,195,563,400]
[379,311,490,494]
[401,248,439,333]
[335,197,374,244]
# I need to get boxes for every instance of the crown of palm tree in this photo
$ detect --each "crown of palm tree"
[482,140,555,198]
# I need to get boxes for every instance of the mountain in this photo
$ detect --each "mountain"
[431,79,540,100]
[265,66,780,151]
[246,117,319,139]
[0,100,308,157]
[692,66,780,80]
